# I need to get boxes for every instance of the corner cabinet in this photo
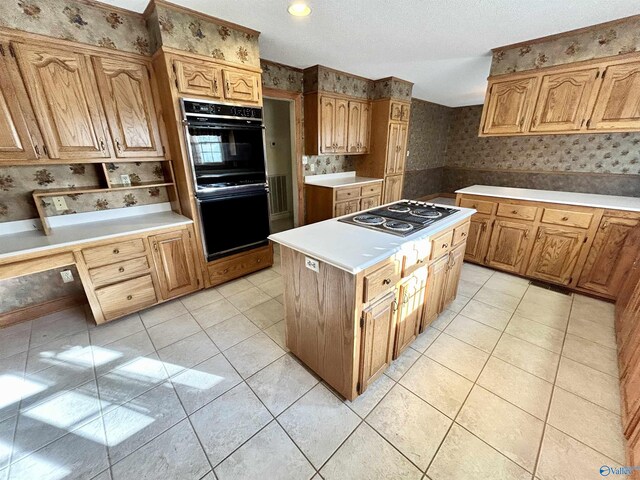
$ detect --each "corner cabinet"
[149,229,199,300]
[304,92,371,155]
[479,54,640,135]
[456,192,639,300]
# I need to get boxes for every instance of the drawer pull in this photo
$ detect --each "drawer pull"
[257,258,262,263]
[118,267,125,273]
[442,243,449,248]
[461,232,467,237]
[126,295,133,300]
[392,300,398,312]
[382,278,392,285]
[113,248,120,254]
[561,216,569,221]
[511,210,518,214]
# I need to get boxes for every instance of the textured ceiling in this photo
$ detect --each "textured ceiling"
[101,0,640,106]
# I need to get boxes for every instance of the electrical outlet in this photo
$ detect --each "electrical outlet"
[310,163,315,172]
[60,269,74,283]
[305,256,319,272]
[120,174,131,186]
[52,196,67,212]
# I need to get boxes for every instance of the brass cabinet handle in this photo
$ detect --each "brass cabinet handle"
[113,248,120,254]
[99,139,105,151]
[382,278,392,285]
[118,267,125,273]
[461,232,467,237]
[34,145,40,157]
[257,258,262,263]
[442,243,449,248]
[116,140,122,152]
[601,220,609,230]
[511,210,518,214]
[226,81,230,92]
[214,78,218,93]
[392,300,398,312]
[561,216,569,221]
[126,295,133,300]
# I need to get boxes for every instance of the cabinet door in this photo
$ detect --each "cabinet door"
[383,174,403,203]
[465,214,492,263]
[150,229,199,300]
[525,226,585,285]
[93,57,164,159]
[394,273,425,358]
[360,195,380,211]
[359,292,396,393]
[422,254,449,330]
[222,69,260,104]
[579,215,639,296]
[482,77,538,134]
[394,123,408,173]
[441,243,465,310]
[530,68,599,132]
[401,104,410,122]
[486,220,533,273]
[173,58,222,98]
[334,98,349,153]
[385,123,401,174]
[357,102,370,153]
[334,199,359,217]
[0,44,40,161]
[616,225,640,349]
[621,339,640,439]
[319,96,335,153]
[589,61,640,130]
[13,42,110,159]
[347,101,361,153]
[390,102,403,121]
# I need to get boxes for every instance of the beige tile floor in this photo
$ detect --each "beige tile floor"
[0,247,627,480]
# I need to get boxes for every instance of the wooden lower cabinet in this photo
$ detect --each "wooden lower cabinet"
[464,215,492,263]
[305,182,383,223]
[335,200,360,217]
[441,243,466,309]
[149,229,199,300]
[207,244,273,287]
[383,174,404,203]
[359,292,397,392]
[525,226,585,285]
[95,274,157,320]
[394,270,426,358]
[486,219,533,274]
[421,254,449,329]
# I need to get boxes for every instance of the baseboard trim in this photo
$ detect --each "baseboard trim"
[0,294,86,328]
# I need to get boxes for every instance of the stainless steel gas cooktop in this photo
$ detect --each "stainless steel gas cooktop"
[338,200,459,237]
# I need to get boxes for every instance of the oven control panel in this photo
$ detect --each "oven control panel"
[183,99,262,120]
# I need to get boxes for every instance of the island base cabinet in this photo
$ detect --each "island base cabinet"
[421,254,449,330]
[394,272,426,359]
[441,243,466,309]
[359,292,397,392]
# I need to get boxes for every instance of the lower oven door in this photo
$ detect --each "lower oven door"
[196,188,271,261]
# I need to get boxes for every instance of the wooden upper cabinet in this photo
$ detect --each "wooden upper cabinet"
[359,291,396,393]
[579,213,640,297]
[222,69,260,104]
[13,42,110,159]
[530,68,599,132]
[385,123,400,174]
[174,58,222,98]
[347,101,361,153]
[589,61,640,130]
[0,44,41,161]
[486,219,533,273]
[395,123,408,173]
[93,57,164,159]
[320,96,336,153]
[149,229,199,300]
[481,76,538,135]
[464,214,493,263]
[358,101,371,153]
[525,226,585,285]
[333,98,349,153]
[401,104,410,122]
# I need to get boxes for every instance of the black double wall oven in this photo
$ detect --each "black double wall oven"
[182,99,270,261]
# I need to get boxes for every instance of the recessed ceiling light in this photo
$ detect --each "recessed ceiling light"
[288,3,311,16]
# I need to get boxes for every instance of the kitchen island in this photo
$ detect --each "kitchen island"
[269,202,475,400]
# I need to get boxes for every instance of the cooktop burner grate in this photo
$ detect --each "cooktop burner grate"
[383,220,414,232]
[353,214,385,225]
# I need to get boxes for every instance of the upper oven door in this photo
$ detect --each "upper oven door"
[186,121,266,176]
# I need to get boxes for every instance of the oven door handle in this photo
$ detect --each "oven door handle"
[196,188,268,204]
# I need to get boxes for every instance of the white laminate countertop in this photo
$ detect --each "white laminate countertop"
[0,211,193,261]
[456,185,640,212]
[304,172,383,188]
[269,203,476,274]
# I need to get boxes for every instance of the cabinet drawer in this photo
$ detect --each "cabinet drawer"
[89,256,150,288]
[496,203,538,221]
[363,261,401,304]
[335,186,361,202]
[459,198,495,215]
[453,222,471,246]
[542,208,593,229]
[208,246,272,286]
[431,230,454,260]
[360,183,382,197]
[83,239,146,268]
[95,274,157,320]
[402,240,430,277]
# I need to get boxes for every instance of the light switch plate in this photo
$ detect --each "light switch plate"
[52,196,67,212]
[60,269,74,283]
[305,256,319,272]
[120,174,131,186]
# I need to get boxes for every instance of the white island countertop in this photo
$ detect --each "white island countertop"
[304,172,383,188]
[0,210,193,261]
[269,203,475,273]
[456,185,640,212]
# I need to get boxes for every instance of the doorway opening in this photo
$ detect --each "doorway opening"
[263,91,303,233]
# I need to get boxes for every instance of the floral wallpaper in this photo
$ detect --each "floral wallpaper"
[491,16,640,75]
[446,106,640,175]
[0,0,151,55]
[261,60,304,93]
[0,266,83,315]
[303,65,371,99]
[371,77,413,101]
[104,161,168,186]
[405,99,452,171]
[303,155,355,176]
[152,3,260,67]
